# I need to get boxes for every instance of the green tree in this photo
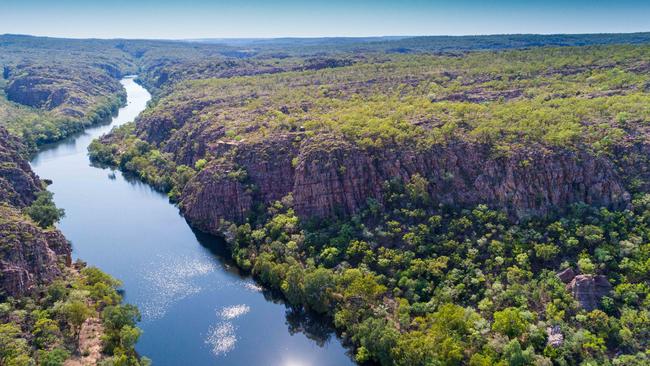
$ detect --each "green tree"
[503,339,535,366]
[303,268,336,314]
[58,300,91,340]
[0,323,31,365]
[492,307,529,339]
[32,318,60,348]
[37,348,70,366]
[25,190,65,228]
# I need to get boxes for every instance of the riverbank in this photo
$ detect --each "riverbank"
[0,78,146,364]
[31,77,355,365]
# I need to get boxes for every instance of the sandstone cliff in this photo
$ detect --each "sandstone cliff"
[5,64,124,118]
[0,127,41,207]
[0,126,71,297]
[0,205,71,297]
[100,46,649,235]
[180,133,630,233]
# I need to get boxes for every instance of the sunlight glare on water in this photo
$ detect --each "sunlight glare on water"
[30,77,355,366]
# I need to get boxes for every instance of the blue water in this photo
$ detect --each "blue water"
[31,77,354,366]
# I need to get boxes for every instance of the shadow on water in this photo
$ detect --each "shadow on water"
[35,110,117,155]
[122,164,348,349]
[32,77,357,365]
[191,226,355,355]
[192,227,246,278]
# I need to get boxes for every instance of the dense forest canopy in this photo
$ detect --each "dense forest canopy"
[1,33,650,365]
[90,38,650,365]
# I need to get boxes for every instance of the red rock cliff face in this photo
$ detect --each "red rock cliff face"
[179,133,630,233]
[0,127,72,298]
[0,127,41,207]
[0,206,71,297]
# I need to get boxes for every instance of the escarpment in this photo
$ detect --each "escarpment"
[179,134,630,233]
[5,64,123,117]
[0,127,71,297]
[0,127,41,207]
[95,45,650,235]
[0,205,71,297]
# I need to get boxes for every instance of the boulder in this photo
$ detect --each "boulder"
[567,274,612,311]
[546,325,564,347]
[557,267,576,283]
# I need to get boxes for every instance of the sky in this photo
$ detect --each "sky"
[1,0,650,39]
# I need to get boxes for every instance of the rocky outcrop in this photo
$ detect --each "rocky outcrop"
[4,64,123,117]
[179,134,630,232]
[6,76,69,110]
[567,275,612,311]
[0,126,71,298]
[0,205,71,297]
[546,326,564,347]
[0,127,41,207]
[556,267,576,283]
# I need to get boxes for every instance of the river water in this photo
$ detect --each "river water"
[30,77,354,366]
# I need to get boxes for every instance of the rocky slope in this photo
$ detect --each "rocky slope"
[96,45,650,233]
[0,205,70,297]
[181,135,631,233]
[5,64,124,118]
[0,126,71,297]
[0,127,40,206]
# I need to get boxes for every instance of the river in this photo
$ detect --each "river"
[30,77,355,366]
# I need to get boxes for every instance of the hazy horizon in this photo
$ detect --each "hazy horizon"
[2,0,650,39]
[5,31,650,42]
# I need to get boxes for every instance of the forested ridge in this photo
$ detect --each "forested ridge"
[92,40,650,365]
[2,33,650,365]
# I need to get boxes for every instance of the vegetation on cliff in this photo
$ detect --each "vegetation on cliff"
[5,33,650,365]
[0,128,147,365]
[0,264,150,366]
[215,183,650,365]
[91,42,650,365]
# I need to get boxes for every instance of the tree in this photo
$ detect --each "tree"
[58,300,91,340]
[492,307,528,339]
[503,339,535,366]
[37,348,70,366]
[25,191,64,228]
[119,325,142,352]
[406,174,430,206]
[101,304,141,331]
[194,159,207,171]
[578,256,596,275]
[281,265,305,307]
[32,318,60,348]
[0,323,31,365]
[303,268,336,314]
[394,304,481,366]
[101,305,141,355]
[353,317,399,366]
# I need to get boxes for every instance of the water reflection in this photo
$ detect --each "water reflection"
[191,221,355,361]
[31,77,355,366]
[286,309,337,348]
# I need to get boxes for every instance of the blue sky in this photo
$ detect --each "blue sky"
[2,0,650,39]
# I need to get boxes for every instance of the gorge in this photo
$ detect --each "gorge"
[30,77,355,365]
[1,33,649,366]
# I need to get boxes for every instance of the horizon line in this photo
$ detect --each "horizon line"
[3,30,650,42]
